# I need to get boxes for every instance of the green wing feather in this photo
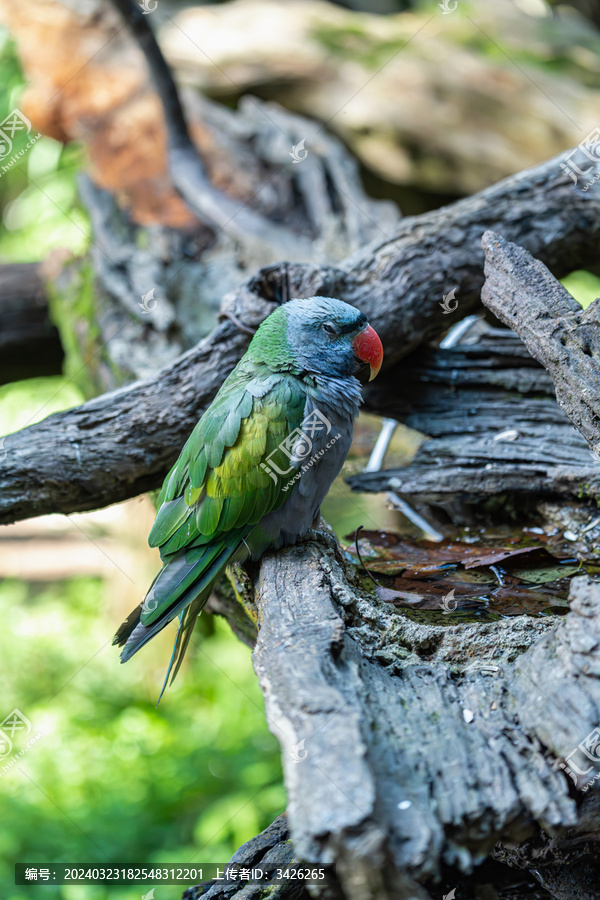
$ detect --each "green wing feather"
[114,365,307,690]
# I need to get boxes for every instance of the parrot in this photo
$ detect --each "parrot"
[113,296,383,693]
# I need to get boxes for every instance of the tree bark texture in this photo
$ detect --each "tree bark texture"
[481,231,600,455]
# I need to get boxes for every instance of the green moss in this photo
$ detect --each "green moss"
[135,229,152,251]
[461,29,600,85]
[226,564,259,626]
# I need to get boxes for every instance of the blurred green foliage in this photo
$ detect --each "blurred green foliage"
[0,29,89,263]
[561,269,600,309]
[0,378,283,900]
[0,32,283,896]
[0,377,85,434]
[0,578,284,900]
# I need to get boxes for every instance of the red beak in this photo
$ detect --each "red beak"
[352,324,383,381]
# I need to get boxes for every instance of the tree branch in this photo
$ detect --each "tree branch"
[3,149,600,523]
[481,230,600,454]
[182,815,316,900]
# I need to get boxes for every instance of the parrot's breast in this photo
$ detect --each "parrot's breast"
[246,375,361,556]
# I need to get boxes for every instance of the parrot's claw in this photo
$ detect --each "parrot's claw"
[302,525,339,553]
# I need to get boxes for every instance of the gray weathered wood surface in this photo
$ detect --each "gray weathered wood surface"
[354,327,600,504]
[481,231,600,455]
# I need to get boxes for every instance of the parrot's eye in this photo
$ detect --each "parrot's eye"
[322,322,337,335]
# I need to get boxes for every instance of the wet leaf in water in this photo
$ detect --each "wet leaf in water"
[377,578,486,610]
[461,546,548,569]
[510,564,580,584]
[489,584,569,615]
[442,569,498,584]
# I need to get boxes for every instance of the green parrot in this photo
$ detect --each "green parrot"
[114,296,383,691]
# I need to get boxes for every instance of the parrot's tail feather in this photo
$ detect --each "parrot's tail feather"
[156,598,203,706]
[156,615,184,707]
[113,561,169,648]
[117,538,244,672]
[167,596,205,686]
[118,573,214,664]
[112,603,143,648]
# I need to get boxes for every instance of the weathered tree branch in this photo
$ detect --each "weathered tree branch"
[0,318,255,524]
[353,326,600,505]
[182,815,317,900]
[481,230,600,454]
[3,148,600,523]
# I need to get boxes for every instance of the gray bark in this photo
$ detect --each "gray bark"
[182,815,317,900]
[353,327,600,506]
[481,231,600,455]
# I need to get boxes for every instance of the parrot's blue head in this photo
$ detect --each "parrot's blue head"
[249,296,383,382]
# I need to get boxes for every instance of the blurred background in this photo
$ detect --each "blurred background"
[2,0,600,897]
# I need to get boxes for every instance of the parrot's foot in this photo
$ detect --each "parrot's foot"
[302,520,339,553]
